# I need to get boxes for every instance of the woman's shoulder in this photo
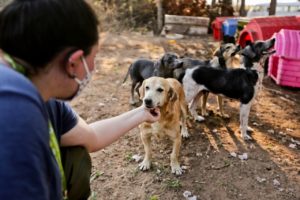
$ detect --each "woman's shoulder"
[0,65,43,105]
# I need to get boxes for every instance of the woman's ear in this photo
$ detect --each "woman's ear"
[66,50,84,76]
[68,50,84,65]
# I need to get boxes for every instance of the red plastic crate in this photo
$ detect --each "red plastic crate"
[211,17,231,41]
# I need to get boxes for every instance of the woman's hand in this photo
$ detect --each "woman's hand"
[140,106,160,123]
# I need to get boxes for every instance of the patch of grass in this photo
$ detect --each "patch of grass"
[149,195,159,200]
[165,179,181,189]
[129,167,140,178]
[267,143,275,150]
[224,159,231,166]
[90,171,104,182]
[88,191,97,200]
[154,164,168,175]
[125,152,133,162]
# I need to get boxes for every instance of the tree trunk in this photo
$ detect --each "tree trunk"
[239,0,246,16]
[222,0,232,4]
[156,0,164,35]
[221,0,234,16]
[269,0,277,16]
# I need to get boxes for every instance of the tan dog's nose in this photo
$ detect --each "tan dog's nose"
[144,98,153,108]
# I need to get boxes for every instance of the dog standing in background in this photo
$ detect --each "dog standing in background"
[183,38,276,140]
[174,43,241,119]
[123,52,183,105]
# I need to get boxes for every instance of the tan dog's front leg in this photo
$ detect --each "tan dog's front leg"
[139,130,152,171]
[217,95,229,118]
[189,92,205,122]
[170,135,182,175]
[201,91,209,116]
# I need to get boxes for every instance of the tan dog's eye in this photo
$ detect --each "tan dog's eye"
[145,86,149,90]
[157,88,164,92]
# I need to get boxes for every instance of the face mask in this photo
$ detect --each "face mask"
[67,56,93,100]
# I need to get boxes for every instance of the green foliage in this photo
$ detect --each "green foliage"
[165,179,182,189]
[149,195,159,200]
[163,0,207,16]
[90,171,104,182]
[125,152,133,162]
[90,0,209,32]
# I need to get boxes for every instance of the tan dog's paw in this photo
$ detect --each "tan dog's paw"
[139,159,151,171]
[195,115,205,122]
[201,110,209,117]
[181,126,189,138]
[221,113,230,119]
[171,163,183,175]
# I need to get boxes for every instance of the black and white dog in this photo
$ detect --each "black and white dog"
[183,38,276,140]
[175,43,241,118]
[123,52,183,105]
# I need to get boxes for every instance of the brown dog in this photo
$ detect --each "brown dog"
[138,77,188,175]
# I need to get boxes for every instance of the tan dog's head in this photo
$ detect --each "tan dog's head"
[213,43,241,61]
[212,43,241,68]
[140,77,177,109]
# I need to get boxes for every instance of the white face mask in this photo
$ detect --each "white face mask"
[71,56,93,99]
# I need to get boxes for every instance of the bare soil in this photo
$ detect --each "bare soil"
[71,32,300,200]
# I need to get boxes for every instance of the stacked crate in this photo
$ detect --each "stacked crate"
[268,29,300,88]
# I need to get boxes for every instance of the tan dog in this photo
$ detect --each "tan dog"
[211,43,241,69]
[201,43,242,120]
[138,77,188,175]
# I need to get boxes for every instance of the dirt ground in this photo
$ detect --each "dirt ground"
[71,32,300,200]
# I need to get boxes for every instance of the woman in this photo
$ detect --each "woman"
[0,0,160,199]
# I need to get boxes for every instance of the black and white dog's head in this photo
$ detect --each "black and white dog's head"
[154,52,183,77]
[241,38,276,68]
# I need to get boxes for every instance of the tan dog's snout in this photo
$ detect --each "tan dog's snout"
[144,98,153,108]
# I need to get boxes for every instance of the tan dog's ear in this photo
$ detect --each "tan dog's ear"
[139,80,145,100]
[213,47,221,57]
[168,87,177,102]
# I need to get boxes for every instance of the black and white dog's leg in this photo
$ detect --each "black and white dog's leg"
[189,92,205,122]
[240,102,253,140]
[180,104,189,138]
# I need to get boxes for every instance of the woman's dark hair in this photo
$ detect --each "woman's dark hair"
[0,0,99,69]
